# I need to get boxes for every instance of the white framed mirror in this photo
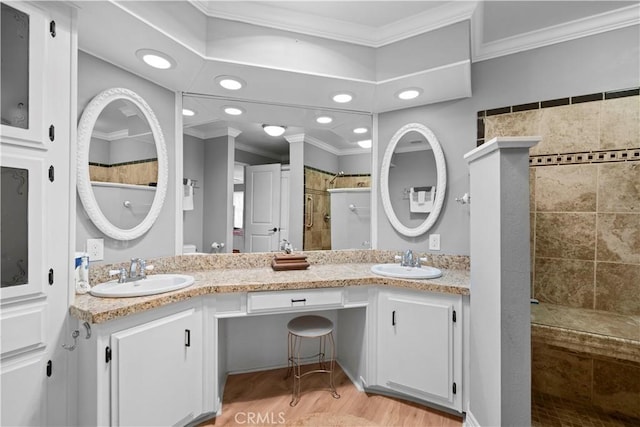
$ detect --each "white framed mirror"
[380,123,446,237]
[77,88,168,240]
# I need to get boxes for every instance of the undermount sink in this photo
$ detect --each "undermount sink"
[371,264,442,279]
[89,274,195,298]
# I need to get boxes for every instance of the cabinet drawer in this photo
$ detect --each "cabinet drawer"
[248,288,343,313]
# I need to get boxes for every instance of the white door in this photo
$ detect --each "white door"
[1,3,72,426]
[244,164,281,252]
[110,309,202,427]
[377,290,461,410]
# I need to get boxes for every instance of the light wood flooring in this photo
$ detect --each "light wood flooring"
[200,364,463,426]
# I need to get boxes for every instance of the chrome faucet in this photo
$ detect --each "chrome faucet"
[109,258,153,283]
[397,250,427,268]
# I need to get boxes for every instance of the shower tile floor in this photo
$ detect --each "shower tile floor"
[532,392,640,427]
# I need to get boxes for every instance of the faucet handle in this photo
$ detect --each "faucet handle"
[109,268,127,283]
[394,255,402,262]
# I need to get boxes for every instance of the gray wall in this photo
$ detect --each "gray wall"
[183,134,205,251]
[89,137,110,164]
[235,149,278,166]
[203,135,234,253]
[376,25,640,255]
[76,51,177,264]
[338,152,371,175]
[304,143,339,173]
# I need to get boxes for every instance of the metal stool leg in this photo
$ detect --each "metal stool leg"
[284,331,293,379]
[290,334,302,406]
[328,331,340,399]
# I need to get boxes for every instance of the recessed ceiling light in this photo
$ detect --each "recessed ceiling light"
[223,106,244,116]
[182,108,196,117]
[316,116,333,124]
[136,49,175,70]
[353,127,368,134]
[357,139,372,148]
[332,92,353,103]
[397,88,422,100]
[216,75,245,90]
[262,124,286,137]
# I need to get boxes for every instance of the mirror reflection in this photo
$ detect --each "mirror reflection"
[182,94,372,253]
[1,3,30,129]
[388,131,437,228]
[88,99,157,229]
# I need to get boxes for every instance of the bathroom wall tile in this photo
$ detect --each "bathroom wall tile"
[596,213,640,264]
[534,258,595,309]
[535,213,596,260]
[592,358,640,418]
[529,167,536,211]
[599,96,640,150]
[597,163,640,213]
[538,102,600,155]
[483,110,542,146]
[595,262,640,316]
[531,343,592,402]
[535,164,597,212]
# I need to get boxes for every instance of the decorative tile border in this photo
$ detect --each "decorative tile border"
[89,157,158,168]
[476,87,640,147]
[530,147,640,167]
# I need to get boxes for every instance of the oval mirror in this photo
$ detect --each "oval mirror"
[77,88,168,240]
[380,123,446,237]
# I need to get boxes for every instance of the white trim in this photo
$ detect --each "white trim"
[370,114,379,250]
[199,127,241,140]
[473,3,640,62]
[464,410,481,427]
[376,60,470,85]
[183,127,205,140]
[284,134,305,144]
[190,0,477,48]
[305,136,340,156]
[463,136,541,165]
[174,91,183,256]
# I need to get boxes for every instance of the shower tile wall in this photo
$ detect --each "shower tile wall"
[481,92,640,316]
[480,91,640,419]
[303,167,372,250]
[89,158,158,186]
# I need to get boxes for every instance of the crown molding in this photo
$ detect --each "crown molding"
[472,3,640,62]
[285,134,305,144]
[190,0,476,48]
[305,135,340,156]
[183,127,205,140]
[199,127,241,140]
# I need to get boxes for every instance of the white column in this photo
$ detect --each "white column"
[464,137,539,427]
[286,134,304,251]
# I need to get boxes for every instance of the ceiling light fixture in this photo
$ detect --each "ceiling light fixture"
[397,88,422,100]
[182,108,196,117]
[135,49,175,70]
[332,92,353,103]
[223,106,244,116]
[216,75,245,91]
[353,127,368,134]
[262,124,286,137]
[357,139,372,149]
[316,116,333,124]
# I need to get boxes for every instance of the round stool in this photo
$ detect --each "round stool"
[285,315,340,406]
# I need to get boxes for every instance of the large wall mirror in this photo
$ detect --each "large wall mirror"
[381,123,446,237]
[182,93,372,253]
[77,88,168,240]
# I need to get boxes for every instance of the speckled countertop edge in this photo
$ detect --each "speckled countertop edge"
[71,261,470,324]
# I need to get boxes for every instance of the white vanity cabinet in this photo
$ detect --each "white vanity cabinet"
[371,288,463,412]
[77,301,203,426]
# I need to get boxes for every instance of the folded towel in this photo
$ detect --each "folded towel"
[183,181,194,211]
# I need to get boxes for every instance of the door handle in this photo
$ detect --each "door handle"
[269,227,279,232]
[392,310,396,326]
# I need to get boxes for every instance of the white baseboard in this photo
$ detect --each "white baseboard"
[464,410,481,427]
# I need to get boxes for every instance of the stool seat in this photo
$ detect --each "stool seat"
[287,315,334,337]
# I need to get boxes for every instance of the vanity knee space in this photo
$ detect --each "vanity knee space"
[77,286,467,426]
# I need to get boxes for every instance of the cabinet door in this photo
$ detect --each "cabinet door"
[377,291,460,409]
[111,309,201,427]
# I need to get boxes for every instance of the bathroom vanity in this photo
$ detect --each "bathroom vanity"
[72,260,469,426]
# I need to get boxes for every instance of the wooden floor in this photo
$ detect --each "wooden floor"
[200,364,462,426]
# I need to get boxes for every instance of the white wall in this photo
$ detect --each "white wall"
[76,52,177,264]
[375,25,640,255]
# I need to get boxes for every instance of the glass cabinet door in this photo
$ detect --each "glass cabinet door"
[1,3,29,130]
[0,166,29,288]
[0,1,46,147]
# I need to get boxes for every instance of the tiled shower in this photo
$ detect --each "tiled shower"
[479,89,640,422]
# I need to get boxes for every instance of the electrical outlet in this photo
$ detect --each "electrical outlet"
[87,238,104,261]
[428,234,441,251]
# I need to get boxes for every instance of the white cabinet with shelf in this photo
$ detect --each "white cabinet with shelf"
[371,288,463,412]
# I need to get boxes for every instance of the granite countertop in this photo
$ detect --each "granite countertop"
[70,262,470,324]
